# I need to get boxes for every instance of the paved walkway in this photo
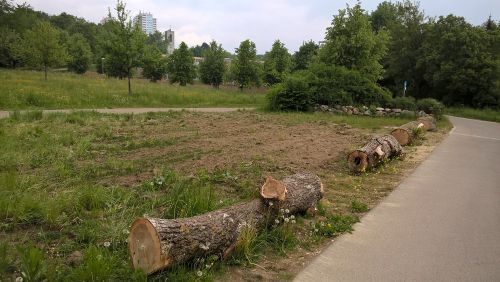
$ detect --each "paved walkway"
[0,107,255,119]
[295,116,500,282]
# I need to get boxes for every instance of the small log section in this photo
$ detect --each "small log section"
[391,115,437,146]
[347,135,403,173]
[128,173,324,274]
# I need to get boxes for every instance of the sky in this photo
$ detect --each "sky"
[18,0,500,53]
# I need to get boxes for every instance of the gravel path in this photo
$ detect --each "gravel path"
[0,107,256,119]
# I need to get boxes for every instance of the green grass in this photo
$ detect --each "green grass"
[446,107,500,123]
[0,69,266,110]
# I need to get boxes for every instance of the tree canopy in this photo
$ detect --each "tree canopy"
[263,40,291,85]
[199,40,226,88]
[231,39,261,90]
[167,42,196,86]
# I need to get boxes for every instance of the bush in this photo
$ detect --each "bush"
[267,72,313,111]
[308,63,391,107]
[389,96,417,110]
[417,98,445,119]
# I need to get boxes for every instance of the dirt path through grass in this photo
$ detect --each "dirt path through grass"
[0,107,256,119]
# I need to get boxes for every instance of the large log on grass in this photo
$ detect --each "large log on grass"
[128,173,323,274]
[347,135,402,173]
[391,115,437,146]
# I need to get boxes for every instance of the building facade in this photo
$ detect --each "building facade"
[134,12,157,35]
[165,29,175,54]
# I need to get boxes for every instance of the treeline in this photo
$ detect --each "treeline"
[0,0,499,108]
[267,2,500,110]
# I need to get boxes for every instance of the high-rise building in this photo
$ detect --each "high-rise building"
[134,12,157,35]
[165,29,175,54]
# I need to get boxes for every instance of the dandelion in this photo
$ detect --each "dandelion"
[15,277,23,282]
[269,202,274,206]
[290,215,295,220]
[122,229,129,234]
[275,219,280,224]
[196,271,203,277]
[291,220,296,224]
[103,241,111,248]
[284,218,290,223]
[314,228,319,233]
[280,208,284,213]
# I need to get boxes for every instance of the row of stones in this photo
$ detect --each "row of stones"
[314,104,427,117]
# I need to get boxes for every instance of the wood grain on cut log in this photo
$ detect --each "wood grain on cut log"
[128,173,323,274]
[347,135,402,173]
[391,115,437,146]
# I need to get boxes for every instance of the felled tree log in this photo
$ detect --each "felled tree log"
[417,115,437,131]
[347,135,403,173]
[128,173,323,274]
[391,115,437,146]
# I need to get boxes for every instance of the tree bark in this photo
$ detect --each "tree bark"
[128,173,323,274]
[417,115,437,131]
[347,135,403,173]
[391,115,437,146]
[128,73,132,96]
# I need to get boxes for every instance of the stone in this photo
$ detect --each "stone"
[67,251,83,266]
[352,108,359,115]
[319,105,329,112]
[393,108,402,113]
[364,110,372,116]
[385,108,391,112]
[334,105,342,110]
[376,107,384,111]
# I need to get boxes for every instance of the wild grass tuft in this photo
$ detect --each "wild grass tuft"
[17,243,46,282]
[350,200,369,213]
[161,170,218,219]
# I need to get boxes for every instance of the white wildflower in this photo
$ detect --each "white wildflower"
[314,228,319,233]
[103,241,111,248]
[196,271,203,277]
[280,208,284,213]
[291,220,296,224]
[284,218,290,223]
[285,209,290,214]
[269,202,273,206]
[15,277,23,282]
[122,229,129,234]
[275,219,280,224]
[290,215,295,220]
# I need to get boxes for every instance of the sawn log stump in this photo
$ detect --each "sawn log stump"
[128,173,324,274]
[347,135,403,173]
[391,115,437,146]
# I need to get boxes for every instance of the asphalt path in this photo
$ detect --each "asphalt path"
[295,116,500,282]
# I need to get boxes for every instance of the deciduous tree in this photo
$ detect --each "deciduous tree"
[20,21,67,80]
[167,42,195,86]
[263,39,291,85]
[231,39,260,90]
[67,33,92,74]
[199,40,226,88]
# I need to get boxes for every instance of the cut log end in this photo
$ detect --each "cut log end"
[391,128,411,146]
[347,150,368,173]
[128,218,170,274]
[260,176,287,201]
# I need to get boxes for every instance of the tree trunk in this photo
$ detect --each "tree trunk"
[417,115,437,131]
[391,115,437,146]
[347,135,403,173]
[128,173,323,274]
[128,73,132,96]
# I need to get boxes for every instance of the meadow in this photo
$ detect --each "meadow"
[446,107,500,123]
[0,70,266,110]
[0,109,451,281]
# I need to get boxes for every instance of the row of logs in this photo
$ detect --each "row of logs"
[347,115,437,173]
[128,115,437,275]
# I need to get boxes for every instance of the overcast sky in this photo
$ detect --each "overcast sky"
[18,0,500,53]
